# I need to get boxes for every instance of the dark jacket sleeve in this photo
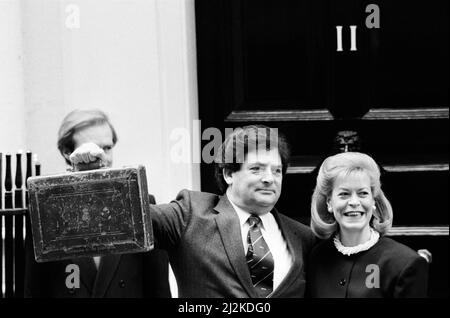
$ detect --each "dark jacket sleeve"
[394,254,429,298]
[149,190,193,250]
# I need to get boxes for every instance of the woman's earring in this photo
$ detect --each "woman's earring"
[373,205,376,210]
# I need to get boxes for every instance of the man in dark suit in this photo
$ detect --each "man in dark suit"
[149,125,316,297]
[24,109,171,298]
[67,124,315,298]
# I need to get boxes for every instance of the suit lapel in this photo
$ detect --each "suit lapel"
[92,255,121,297]
[269,210,304,297]
[214,195,257,298]
[71,257,97,293]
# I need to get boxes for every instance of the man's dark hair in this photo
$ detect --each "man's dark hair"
[57,109,118,165]
[214,125,290,193]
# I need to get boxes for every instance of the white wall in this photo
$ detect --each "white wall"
[1,0,201,297]
[20,0,201,201]
[0,0,26,155]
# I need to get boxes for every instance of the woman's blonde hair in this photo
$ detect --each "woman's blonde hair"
[310,152,393,239]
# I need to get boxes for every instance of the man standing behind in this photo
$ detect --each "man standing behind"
[24,109,171,298]
[69,124,315,297]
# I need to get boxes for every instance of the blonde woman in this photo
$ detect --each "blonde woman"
[308,152,428,298]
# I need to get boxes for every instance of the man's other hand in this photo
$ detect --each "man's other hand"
[69,142,107,171]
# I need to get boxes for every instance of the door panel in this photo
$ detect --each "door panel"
[231,0,326,109]
[370,0,449,109]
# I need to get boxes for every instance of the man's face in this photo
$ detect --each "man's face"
[72,123,114,167]
[225,148,282,215]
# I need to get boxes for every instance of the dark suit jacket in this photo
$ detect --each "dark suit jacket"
[24,195,171,298]
[307,236,429,298]
[151,189,316,298]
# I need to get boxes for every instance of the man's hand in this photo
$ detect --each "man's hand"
[69,142,107,171]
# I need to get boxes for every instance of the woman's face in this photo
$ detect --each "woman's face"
[327,171,375,235]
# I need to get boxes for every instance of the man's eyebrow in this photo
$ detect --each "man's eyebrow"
[248,162,282,168]
[248,161,267,165]
[98,143,113,148]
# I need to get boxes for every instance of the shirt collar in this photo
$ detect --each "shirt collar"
[226,193,271,229]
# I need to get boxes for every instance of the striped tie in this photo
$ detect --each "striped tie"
[246,215,274,298]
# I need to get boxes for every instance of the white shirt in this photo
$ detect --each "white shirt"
[93,256,101,270]
[227,196,293,291]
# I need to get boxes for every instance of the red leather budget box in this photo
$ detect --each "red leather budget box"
[27,166,153,262]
